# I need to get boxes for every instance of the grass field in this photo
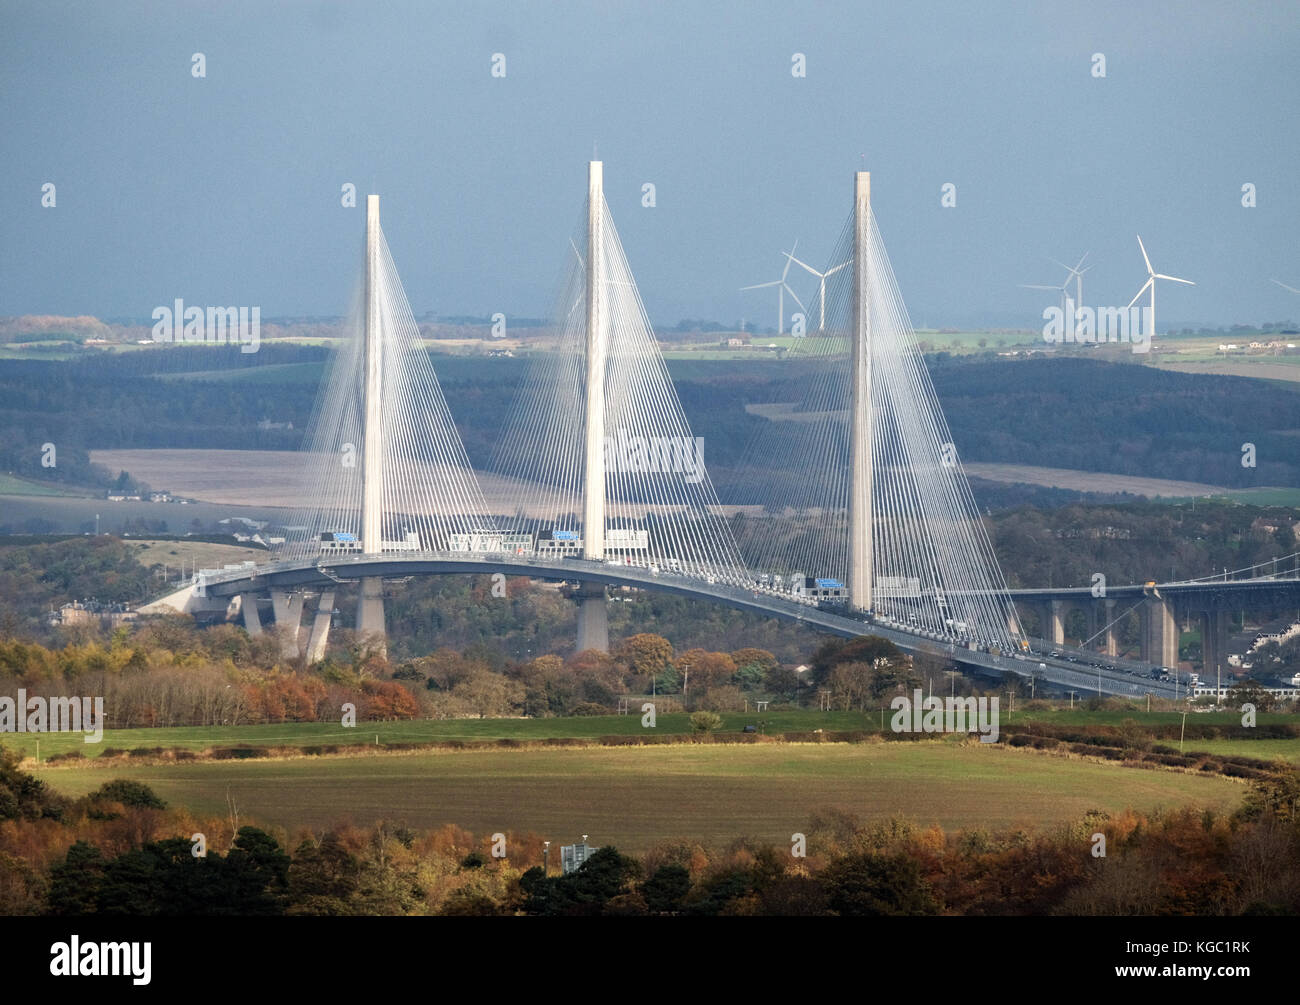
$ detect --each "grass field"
[8,707,1297,760]
[33,741,1246,851]
[1163,487,1300,507]
[128,538,268,572]
[2,710,883,759]
[0,474,89,497]
[161,361,326,384]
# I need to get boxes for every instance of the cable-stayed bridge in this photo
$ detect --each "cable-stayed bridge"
[143,164,1299,696]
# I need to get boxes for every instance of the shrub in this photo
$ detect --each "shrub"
[690,711,723,733]
[89,779,166,810]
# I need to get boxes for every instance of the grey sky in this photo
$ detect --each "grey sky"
[2,0,1297,329]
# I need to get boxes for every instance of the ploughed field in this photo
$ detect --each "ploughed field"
[37,741,1246,853]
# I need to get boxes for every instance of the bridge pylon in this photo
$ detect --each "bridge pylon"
[849,170,873,612]
[358,193,387,653]
[578,161,610,650]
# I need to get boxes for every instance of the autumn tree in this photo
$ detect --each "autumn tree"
[617,634,673,681]
[674,649,735,691]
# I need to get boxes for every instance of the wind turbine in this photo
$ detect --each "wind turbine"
[741,241,807,335]
[1270,279,1300,294]
[1126,235,1194,338]
[1050,252,1091,307]
[1019,274,1071,319]
[784,251,850,331]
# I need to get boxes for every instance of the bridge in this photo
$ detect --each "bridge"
[142,163,1299,697]
[148,550,1186,700]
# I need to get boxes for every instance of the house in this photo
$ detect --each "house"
[47,601,138,629]
[561,839,597,875]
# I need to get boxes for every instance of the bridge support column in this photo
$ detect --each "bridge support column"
[1048,600,1066,646]
[1084,602,1099,651]
[1141,595,1178,668]
[848,170,873,611]
[575,582,609,653]
[240,592,264,636]
[1008,603,1023,641]
[271,589,304,658]
[1103,598,1118,658]
[356,193,387,655]
[357,577,386,654]
[306,590,335,663]
[1201,609,1230,680]
[583,160,607,563]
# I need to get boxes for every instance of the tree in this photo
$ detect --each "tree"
[675,649,736,691]
[731,648,778,689]
[1227,679,1275,713]
[0,746,63,821]
[810,635,904,688]
[642,864,692,913]
[821,851,941,916]
[88,779,166,810]
[618,634,674,680]
[452,669,523,718]
[521,846,642,916]
[827,661,874,711]
[48,841,105,914]
[764,664,799,700]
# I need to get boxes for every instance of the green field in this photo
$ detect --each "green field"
[1162,487,1300,507]
[161,361,326,384]
[34,741,1246,852]
[8,707,1296,761]
[0,474,89,497]
[2,710,882,759]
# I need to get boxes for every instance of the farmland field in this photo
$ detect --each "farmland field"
[34,741,1246,852]
[10,707,1296,760]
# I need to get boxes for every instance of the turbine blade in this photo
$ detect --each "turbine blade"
[740,280,781,291]
[1155,274,1194,286]
[783,284,806,312]
[1137,235,1153,275]
[1127,278,1153,308]
[1271,279,1300,294]
[785,254,821,278]
[781,239,799,281]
